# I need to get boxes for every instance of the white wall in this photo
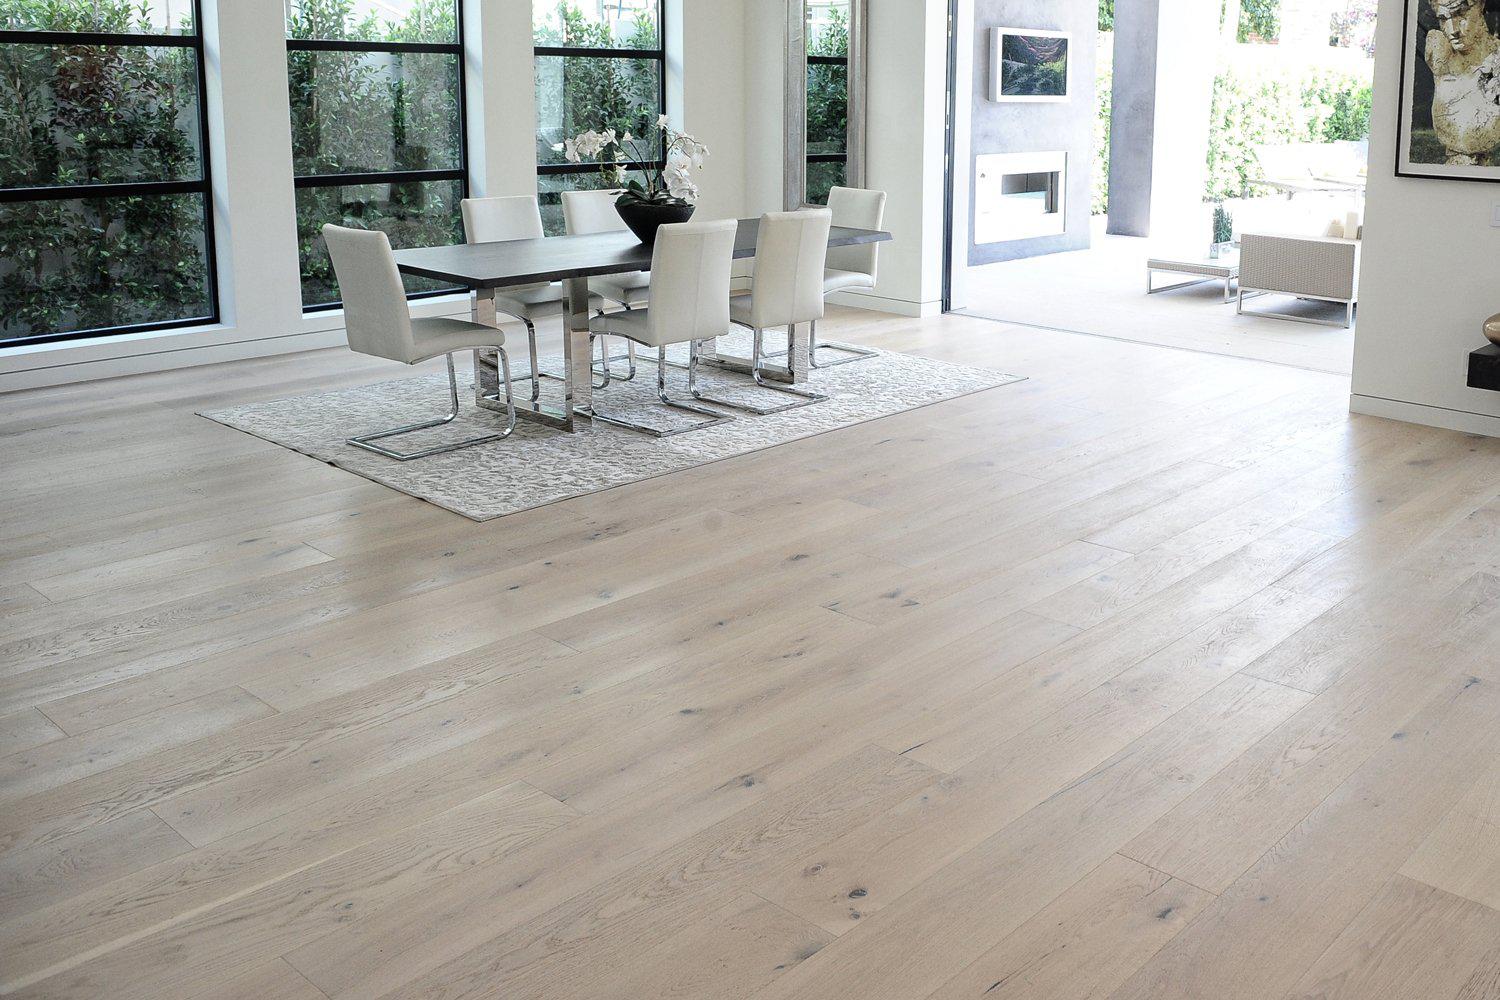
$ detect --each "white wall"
[1350,0,1500,435]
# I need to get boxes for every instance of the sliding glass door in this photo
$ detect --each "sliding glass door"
[285,0,468,310]
[0,0,216,346]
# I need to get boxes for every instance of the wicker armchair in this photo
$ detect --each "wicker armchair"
[1236,231,1360,329]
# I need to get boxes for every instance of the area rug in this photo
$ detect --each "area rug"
[201,335,1024,521]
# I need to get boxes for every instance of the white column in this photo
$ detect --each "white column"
[202,0,302,344]
[465,0,537,199]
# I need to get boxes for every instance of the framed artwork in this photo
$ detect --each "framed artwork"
[989,28,1070,103]
[1397,0,1500,181]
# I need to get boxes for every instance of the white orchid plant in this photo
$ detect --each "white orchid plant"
[557,114,709,206]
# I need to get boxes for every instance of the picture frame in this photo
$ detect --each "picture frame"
[1395,0,1500,182]
[988,27,1071,104]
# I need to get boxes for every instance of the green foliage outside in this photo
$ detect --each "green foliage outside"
[1204,67,1372,201]
[807,5,849,205]
[1238,0,1280,43]
[1097,0,1114,32]
[0,0,211,341]
[1093,37,1112,216]
[532,2,661,232]
[287,0,463,307]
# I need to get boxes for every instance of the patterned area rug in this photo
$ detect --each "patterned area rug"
[201,337,1024,521]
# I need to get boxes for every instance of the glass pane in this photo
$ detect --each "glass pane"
[806,159,845,206]
[288,49,461,176]
[532,0,658,49]
[0,42,204,188]
[807,61,848,156]
[538,168,648,236]
[286,0,457,44]
[807,0,849,57]
[296,179,464,308]
[0,192,212,343]
[3,0,195,34]
[534,54,661,166]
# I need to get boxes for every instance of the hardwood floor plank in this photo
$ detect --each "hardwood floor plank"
[0,810,192,921]
[9,781,575,999]
[0,686,277,799]
[1283,875,1500,1000]
[1401,747,1500,912]
[745,674,1308,1000]
[0,708,64,757]
[1120,571,1500,894]
[582,893,832,1000]
[756,585,1322,936]
[3,311,1498,998]
[1104,672,1500,1000]
[922,854,1213,1000]
[300,747,935,1000]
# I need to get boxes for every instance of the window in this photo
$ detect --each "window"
[533,0,664,235]
[286,0,468,310]
[806,0,849,206]
[0,0,216,347]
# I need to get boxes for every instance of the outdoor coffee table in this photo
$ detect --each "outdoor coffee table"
[1146,251,1239,304]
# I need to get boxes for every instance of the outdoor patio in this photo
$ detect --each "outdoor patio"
[958,214,1357,376]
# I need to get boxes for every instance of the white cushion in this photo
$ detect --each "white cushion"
[493,281,602,321]
[824,268,874,294]
[408,317,505,363]
[589,270,651,307]
[589,306,730,350]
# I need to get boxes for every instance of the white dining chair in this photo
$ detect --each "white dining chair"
[561,188,652,383]
[816,185,888,367]
[323,224,516,460]
[585,218,738,437]
[696,209,831,415]
[461,195,599,408]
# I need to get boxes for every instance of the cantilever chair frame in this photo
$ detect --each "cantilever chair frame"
[348,349,517,461]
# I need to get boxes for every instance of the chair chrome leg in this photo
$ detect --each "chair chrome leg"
[348,351,516,461]
[492,315,563,402]
[585,343,735,437]
[808,319,878,368]
[690,326,826,415]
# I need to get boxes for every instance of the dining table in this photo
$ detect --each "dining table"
[392,218,893,432]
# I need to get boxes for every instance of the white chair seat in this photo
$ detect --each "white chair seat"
[590,270,652,307]
[408,317,507,363]
[493,282,603,321]
[589,306,702,349]
[824,268,874,294]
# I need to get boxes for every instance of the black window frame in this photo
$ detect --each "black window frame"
[533,1,668,208]
[806,51,849,203]
[286,10,471,313]
[0,6,220,348]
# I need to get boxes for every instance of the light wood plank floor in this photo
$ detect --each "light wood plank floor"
[3,309,1500,1000]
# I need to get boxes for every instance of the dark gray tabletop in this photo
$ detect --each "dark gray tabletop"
[391,218,892,289]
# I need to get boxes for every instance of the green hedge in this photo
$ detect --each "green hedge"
[1205,67,1371,201]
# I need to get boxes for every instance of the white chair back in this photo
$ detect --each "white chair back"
[645,219,737,345]
[322,225,416,364]
[461,195,544,244]
[824,186,887,281]
[746,209,831,329]
[561,189,628,236]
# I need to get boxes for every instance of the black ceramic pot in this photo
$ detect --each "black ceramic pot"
[615,198,695,244]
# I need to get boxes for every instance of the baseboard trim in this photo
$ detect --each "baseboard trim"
[828,290,943,318]
[1349,393,1500,438]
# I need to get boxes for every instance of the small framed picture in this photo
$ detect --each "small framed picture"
[1396,0,1500,182]
[989,27,1071,103]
